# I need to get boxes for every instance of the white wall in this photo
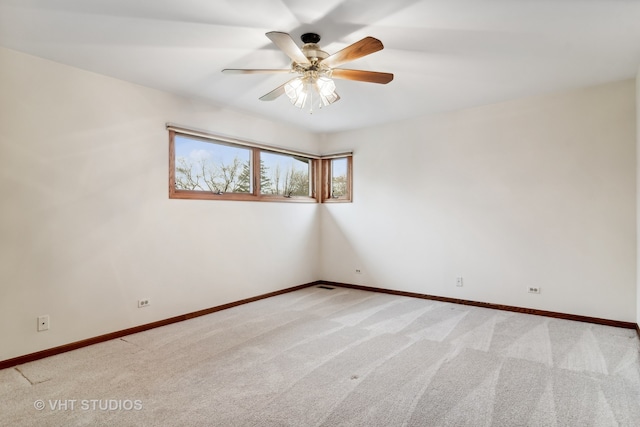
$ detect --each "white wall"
[320,80,637,323]
[0,47,321,361]
[637,68,640,326]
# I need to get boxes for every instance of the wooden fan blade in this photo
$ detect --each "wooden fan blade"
[321,37,384,68]
[266,31,310,65]
[331,69,394,84]
[222,69,291,75]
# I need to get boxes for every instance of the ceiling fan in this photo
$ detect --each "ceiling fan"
[222,32,393,112]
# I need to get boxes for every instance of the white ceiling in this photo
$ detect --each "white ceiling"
[1,0,639,134]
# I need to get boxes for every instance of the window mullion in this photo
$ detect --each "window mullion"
[253,148,261,196]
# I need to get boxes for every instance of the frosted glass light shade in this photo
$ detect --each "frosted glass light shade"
[284,78,307,108]
[284,75,339,111]
[316,76,338,106]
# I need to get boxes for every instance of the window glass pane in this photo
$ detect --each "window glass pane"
[260,151,311,196]
[330,157,348,198]
[174,135,252,193]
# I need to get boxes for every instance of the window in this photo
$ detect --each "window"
[168,125,351,203]
[174,134,252,194]
[260,151,311,197]
[330,157,348,199]
[322,156,353,203]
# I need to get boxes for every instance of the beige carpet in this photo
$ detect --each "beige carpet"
[1,285,639,426]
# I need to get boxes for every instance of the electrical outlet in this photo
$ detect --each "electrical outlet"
[37,315,50,332]
[355,268,362,274]
[456,277,464,287]
[138,299,151,308]
[527,287,541,294]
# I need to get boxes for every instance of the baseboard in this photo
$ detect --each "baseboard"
[2,279,636,370]
[322,281,638,330]
[0,281,319,371]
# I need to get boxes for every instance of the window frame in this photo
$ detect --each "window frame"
[257,149,316,199]
[168,125,351,204]
[321,156,353,203]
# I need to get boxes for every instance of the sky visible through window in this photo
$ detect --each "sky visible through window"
[332,157,347,177]
[175,135,246,169]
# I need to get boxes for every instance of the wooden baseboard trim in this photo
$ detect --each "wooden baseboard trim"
[0,281,319,371]
[322,281,638,330]
[2,280,635,370]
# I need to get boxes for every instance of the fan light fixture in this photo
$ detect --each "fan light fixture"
[284,74,339,112]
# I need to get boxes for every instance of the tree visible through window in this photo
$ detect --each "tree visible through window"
[260,151,310,197]
[174,135,252,193]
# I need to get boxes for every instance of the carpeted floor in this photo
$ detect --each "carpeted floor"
[1,285,639,426]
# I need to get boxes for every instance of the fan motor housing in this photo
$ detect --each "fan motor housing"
[301,44,328,61]
[299,33,328,62]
